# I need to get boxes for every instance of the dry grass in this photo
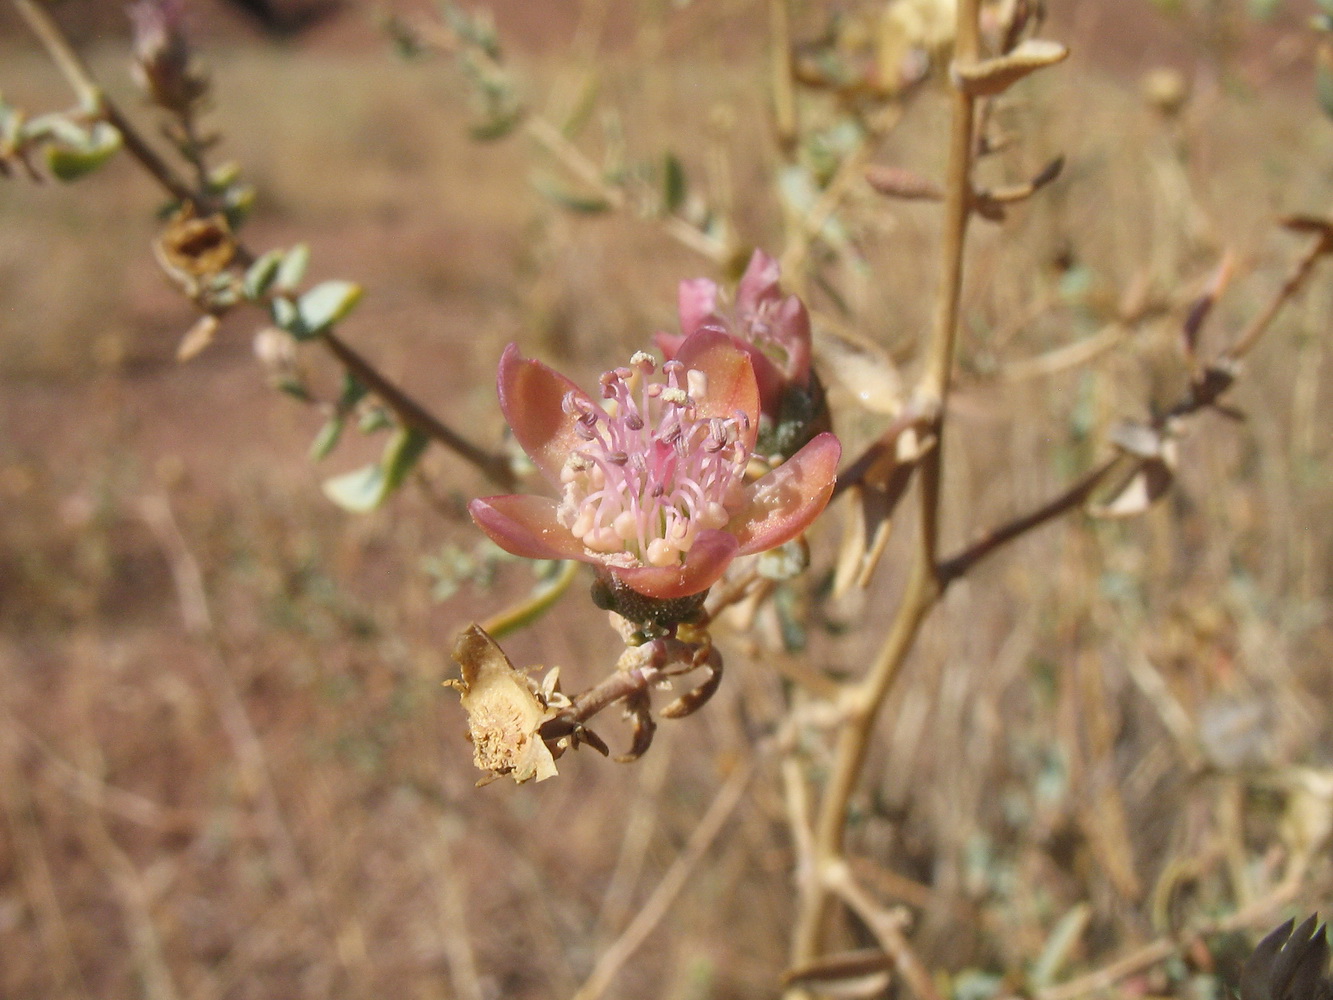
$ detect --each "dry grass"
[2,6,1333,999]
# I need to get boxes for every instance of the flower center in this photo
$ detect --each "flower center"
[558,352,750,567]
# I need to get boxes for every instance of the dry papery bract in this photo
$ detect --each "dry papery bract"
[447,623,560,785]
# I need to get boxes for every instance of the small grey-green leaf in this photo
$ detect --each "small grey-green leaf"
[322,462,385,513]
[22,112,87,146]
[223,184,255,229]
[298,280,363,336]
[243,249,285,300]
[470,111,522,142]
[1318,45,1333,120]
[270,296,307,338]
[531,173,612,214]
[45,122,122,181]
[322,426,429,512]
[310,417,344,461]
[274,243,310,293]
[357,407,393,434]
[336,372,367,411]
[662,152,686,215]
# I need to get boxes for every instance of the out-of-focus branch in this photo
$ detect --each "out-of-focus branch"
[321,330,516,490]
[821,862,944,1000]
[404,18,731,264]
[937,457,1120,585]
[1222,225,1333,364]
[13,0,198,205]
[570,757,755,1000]
[14,0,516,492]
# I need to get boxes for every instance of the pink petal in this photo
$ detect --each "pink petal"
[497,343,593,489]
[736,249,781,315]
[610,530,740,599]
[678,278,719,337]
[730,432,842,555]
[746,347,787,417]
[772,295,812,384]
[469,495,588,561]
[653,330,686,361]
[673,328,760,450]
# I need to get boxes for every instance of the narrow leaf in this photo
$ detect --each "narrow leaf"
[953,39,1069,97]
[662,151,687,215]
[274,243,310,292]
[243,249,285,300]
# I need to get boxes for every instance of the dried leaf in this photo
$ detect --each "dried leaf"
[782,948,892,996]
[814,327,903,415]
[1088,456,1174,518]
[865,164,943,201]
[176,314,219,362]
[156,210,235,281]
[952,39,1069,96]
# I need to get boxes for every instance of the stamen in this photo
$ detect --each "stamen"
[558,351,751,568]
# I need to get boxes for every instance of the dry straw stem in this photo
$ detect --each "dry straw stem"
[136,495,372,990]
[790,0,985,968]
[570,756,756,1000]
[12,0,516,492]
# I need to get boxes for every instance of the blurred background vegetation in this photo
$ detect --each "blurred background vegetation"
[2,1,1332,998]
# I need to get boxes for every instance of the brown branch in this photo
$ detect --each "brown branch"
[937,456,1120,585]
[321,330,516,490]
[822,862,945,1000]
[1222,229,1332,364]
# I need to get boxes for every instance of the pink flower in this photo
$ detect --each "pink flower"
[656,249,814,424]
[469,329,841,601]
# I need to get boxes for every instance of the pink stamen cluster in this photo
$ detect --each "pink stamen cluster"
[559,352,750,568]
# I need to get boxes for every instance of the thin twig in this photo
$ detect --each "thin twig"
[822,861,945,1000]
[570,757,756,1000]
[322,330,517,490]
[13,0,198,206]
[1222,229,1332,364]
[937,456,1120,585]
